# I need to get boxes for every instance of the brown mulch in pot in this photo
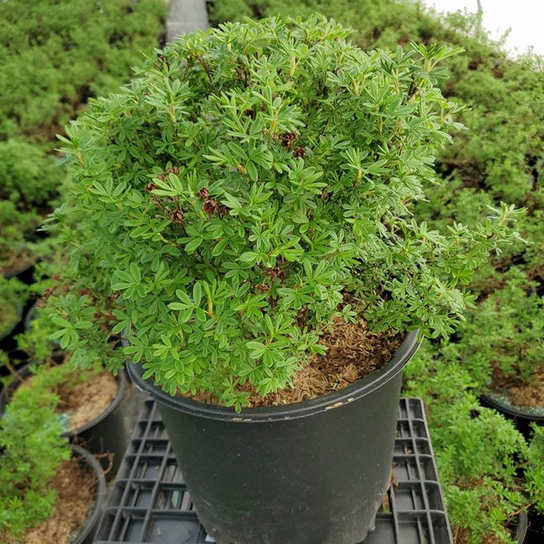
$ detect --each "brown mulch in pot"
[1,249,36,276]
[192,317,402,408]
[3,456,97,544]
[19,367,118,431]
[57,370,118,431]
[491,363,544,408]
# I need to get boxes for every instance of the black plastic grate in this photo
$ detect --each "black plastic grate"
[95,398,452,544]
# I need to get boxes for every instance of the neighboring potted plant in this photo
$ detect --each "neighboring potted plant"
[526,425,544,543]
[52,16,518,544]
[452,268,544,435]
[0,305,131,477]
[404,342,544,544]
[0,362,105,544]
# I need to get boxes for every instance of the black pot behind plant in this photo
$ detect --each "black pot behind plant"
[128,331,419,544]
[480,393,544,438]
[0,364,132,479]
[4,257,36,285]
[525,511,544,544]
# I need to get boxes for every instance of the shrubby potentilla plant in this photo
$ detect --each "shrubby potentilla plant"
[54,16,517,409]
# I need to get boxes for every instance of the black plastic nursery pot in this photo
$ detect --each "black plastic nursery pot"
[95,396,453,544]
[71,444,107,544]
[480,393,544,438]
[4,258,36,285]
[127,330,420,544]
[525,510,544,544]
[0,364,131,479]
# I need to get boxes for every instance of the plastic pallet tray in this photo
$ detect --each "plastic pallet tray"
[94,398,453,544]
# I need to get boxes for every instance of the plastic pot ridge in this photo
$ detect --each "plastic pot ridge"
[480,393,544,438]
[71,444,106,544]
[128,330,420,544]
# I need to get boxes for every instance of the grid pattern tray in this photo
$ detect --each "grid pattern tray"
[94,398,453,544]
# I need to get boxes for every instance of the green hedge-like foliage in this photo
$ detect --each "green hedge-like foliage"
[0,0,167,272]
[210,1,544,284]
[0,0,167,139]
[405,344,544,544]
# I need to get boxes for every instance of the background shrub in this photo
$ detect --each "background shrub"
[0,0,167,140]
[0,0,167,274]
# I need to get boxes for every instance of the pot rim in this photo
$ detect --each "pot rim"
[0,363,127,434]
[24,303,36,332]
[127,329,420,422]
[480,392,544,422]
[70,444,106,544]
[515,510,529,544]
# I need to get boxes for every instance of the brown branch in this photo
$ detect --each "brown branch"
[196,55,219,94]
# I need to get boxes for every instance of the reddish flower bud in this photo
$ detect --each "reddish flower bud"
[203,198,218,214]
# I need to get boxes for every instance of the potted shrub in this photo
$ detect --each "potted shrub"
[52,16,518,544]
[0,362,105,544]
[404,342,544,544]
[451,268,544,435]
[0,305,131,477]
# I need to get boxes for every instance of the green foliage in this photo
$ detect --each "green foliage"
[525,424,544,515]
[211,0,544,284]
[0,138,62,273]
[0,200,38,276]
[452,268,544,387]
[53,16,516,409]
[0,365,70,542]
[0,0,167,139]
[0,139,59,208]
[46,292,124,372]
[0,276,27,337]
[0,0,167,273]
[405,343,540,544]
[15,308,58,363]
